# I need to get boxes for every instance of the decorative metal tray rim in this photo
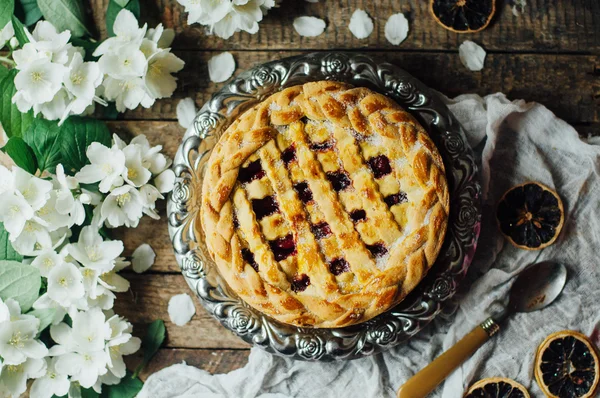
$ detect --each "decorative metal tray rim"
[167,52,482,361]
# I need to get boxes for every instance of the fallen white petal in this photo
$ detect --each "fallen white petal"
[385,13,409,45]
[348,9,373,39]
[459,40,486,71]
[132,243,156,273]
[176,98,197,129]
[293,16,326,37]
[208,52,236,83]
[168,293,196,326]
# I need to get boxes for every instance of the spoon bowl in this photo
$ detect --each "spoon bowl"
[509,261,567,313]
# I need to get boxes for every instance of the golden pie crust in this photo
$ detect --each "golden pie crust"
[200,81,449,328]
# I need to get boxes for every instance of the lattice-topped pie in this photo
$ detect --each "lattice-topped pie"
[200,81,449,328]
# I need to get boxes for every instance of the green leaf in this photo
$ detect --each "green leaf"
[60,116,111,175]
[0,68,34,137]
[28,308,56,332]
[0,260,41,312]
[80,388,99,398]
[23,118,62,173]
[0,0,14,30]
[17,0,42,26]
[102,372,143,398]
[133,320,166,378]
[0,64,9,81]
[2,136,37,173]
[11,15,30,46]
[106,0,140,37]
[0,223,22,262]
[37,0,90,38]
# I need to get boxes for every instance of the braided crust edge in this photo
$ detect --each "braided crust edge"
[199,81,449,328]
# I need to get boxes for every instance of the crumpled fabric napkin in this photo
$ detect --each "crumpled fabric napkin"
[139,93,600,398]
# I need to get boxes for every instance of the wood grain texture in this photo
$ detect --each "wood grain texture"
[124,348,250,381]
[114,273,250,349]
[113,51,600,125]
[88,0,600,52]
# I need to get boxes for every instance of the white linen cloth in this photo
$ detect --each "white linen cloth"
[140,93,600,398]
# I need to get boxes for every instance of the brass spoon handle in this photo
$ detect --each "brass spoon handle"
[397,318,500,398]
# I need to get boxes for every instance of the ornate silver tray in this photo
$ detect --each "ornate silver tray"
[168,52,481,361]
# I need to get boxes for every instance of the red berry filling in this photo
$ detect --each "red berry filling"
[291,273,310,292]
[311,222,332,239]
[326,170,352,191]
[293,182,313,203]
[350,209,366,223]
[366,242,388,258]
[238,159,266,183]
[384,192,408,207]
[269,233,297,261]
[252,196,280,219]
[329,258,350,275]
[241,248,258,272]
[309,140,334,152]
[367,155,392,179]
[281,145,297,164]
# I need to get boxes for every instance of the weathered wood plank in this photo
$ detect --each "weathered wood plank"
[111,51,600,125]
[114,274,250,349]
[89,0,600,52]
[125,348,250,381]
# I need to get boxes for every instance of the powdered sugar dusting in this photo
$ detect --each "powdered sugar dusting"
[269,102,281,112]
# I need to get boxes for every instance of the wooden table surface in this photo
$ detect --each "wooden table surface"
[84,0,600,381]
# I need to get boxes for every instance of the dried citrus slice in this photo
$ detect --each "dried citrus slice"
[535,331,600,398]
[464,377,530,398]
[430,0,496,34]
[496,182,564,250]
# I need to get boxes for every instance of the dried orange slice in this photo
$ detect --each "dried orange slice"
[496,182,564,250]
[430,0,496,34]
[464,377,530,397]
[535,330,600,398]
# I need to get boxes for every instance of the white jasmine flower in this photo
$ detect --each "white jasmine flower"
[100,185,144,228]
[102,76,155,112]
[29,21,72,64]
[139,184,163,219]
[177,0,230,27]
[0,21,15,49]
[0,357,46,397]
[73,308,112,352]
[132,243,155,273]
[208,52,236,83]
[85,285,116,311]
[98,46,148,78]
[385,13,409,45]
[293,16,326,37]
[56,349,109,389]
[13,58,67,110]
[13,167,53,211]
[31,248,66,277]
[30,357,70,398]
[98,257,130,293]
[0,298,36,324]
[130,135,170,175]
[75,142,126,193]
[93,9,147,57]
[122,144,152,187]
[0,317,48,365]
[0,192,34,238]
[155,169,175,193]
[145,50,185,99]
[34,87,69,120]
[0,164,14,193]
[62,52,103,122]
[146,23,175,48]
[459,40,486,71]
[104,315,140,379]
[348,9,373,39]
[12,43,44,69]
[47,262,86,307]
[35,189,71,231]
[67,226,123,273]
[176,98,197,129]
[32,294,68,325]
[11,219,52,255]
[168,293,196,326]
[54,164,87,226]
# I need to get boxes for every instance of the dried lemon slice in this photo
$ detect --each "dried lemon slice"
[496,182,564,250]
[430,0,496,34]
[535,330,600,398]
[464,377,530,397]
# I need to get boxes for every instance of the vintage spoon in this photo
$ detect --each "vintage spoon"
[397,261,567,398]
